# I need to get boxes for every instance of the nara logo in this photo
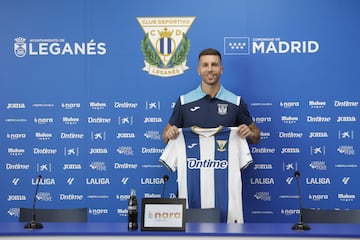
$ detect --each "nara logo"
[137,16,195,77]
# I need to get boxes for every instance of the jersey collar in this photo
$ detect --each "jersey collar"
[196,84,225,99]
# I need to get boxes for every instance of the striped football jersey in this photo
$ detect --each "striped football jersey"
[160,126,253,223]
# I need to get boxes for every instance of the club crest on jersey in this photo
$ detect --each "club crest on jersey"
[217,104,228,115]
[216,140,228,152]
[137,16,195,77]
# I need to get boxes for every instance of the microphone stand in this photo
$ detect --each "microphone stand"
[162,175,169,198]
[292,171,310,231]
[24,175,43,230]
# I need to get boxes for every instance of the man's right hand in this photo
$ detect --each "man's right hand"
[162,124,180,143]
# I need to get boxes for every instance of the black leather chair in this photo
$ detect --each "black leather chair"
[302,208,360,224]
[19,208,88,222]
[185,208,220,223]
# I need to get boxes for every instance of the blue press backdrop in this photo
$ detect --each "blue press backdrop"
[1,0,359,223]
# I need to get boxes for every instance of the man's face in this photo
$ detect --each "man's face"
[197,55,223,86]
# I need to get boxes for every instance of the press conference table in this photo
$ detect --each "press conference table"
[1,222,360,239]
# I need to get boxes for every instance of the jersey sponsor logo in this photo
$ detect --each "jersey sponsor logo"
[187,158,228,169]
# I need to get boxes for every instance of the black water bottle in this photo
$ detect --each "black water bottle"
[128,188,138,230]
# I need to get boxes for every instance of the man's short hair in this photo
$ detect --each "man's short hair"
[198,48,222,61]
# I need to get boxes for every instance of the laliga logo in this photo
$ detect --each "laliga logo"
[137,16,195,77]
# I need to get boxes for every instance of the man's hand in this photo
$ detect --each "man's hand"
[162,124,180,143]
[236,123,260,144]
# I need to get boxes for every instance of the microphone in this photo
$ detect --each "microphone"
[161,175,169,198]
[24,175,43,230]
[291,171,310,231]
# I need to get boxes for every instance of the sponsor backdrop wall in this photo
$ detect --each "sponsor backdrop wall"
[1,0,359,223]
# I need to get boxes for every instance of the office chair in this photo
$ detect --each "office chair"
[185,208,221,223]
[301,208,360,224]
[19,208,88,222]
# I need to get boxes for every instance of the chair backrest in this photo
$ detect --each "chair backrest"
[186,208,220,223]
[19,208,88,222]
[302,208,360,223]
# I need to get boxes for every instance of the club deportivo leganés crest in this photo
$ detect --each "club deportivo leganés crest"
[137,16,195,77]
[216,140,228,152]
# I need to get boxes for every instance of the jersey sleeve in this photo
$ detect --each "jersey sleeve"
[237,98,254,126]
[159,137,178,172]
[238,138,253,170]
[229,127,253,170]
[168,98,184,128]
